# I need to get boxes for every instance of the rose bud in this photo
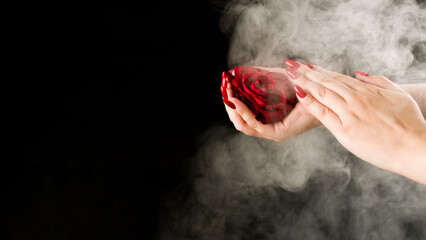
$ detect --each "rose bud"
[221,66,297,124]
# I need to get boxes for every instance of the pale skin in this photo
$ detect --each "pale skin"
[223,64,426,185]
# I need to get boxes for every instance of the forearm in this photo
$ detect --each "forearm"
[399,128,426,185]
[399,83,426,119]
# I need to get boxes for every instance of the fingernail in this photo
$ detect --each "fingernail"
[354,71,370,77]
[221,72,227,88]
[226,71,235,81]
[284,59,300,69]
[220,86,225,99]
[220,83,236,110]
[286,68,299,79]
[220,81,227,99]
[301,62,313,69]
[225,100,236,109]
[294,85,307,98]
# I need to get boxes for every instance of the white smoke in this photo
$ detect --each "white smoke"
[221,0,426,82]
[159,0,426,239]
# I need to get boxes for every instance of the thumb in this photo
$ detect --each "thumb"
[228,97,262,129]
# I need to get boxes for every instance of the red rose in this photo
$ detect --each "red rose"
[221,66,297,124]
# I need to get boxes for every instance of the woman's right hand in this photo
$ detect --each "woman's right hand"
[286,60,426,185]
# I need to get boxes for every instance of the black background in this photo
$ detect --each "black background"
[4,2,426,240]
[6,3,231,239]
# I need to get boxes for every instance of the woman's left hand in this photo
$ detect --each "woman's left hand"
[285,60,426,185]
[223,67,321,142]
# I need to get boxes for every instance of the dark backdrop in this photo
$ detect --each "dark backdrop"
[5,4,230,239]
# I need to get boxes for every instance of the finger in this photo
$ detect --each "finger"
[294,85,343,133]
[221,87,235,109]
[286,59,362,90]
[225,70,235,93]
[287,67,348,116]
[224,102,260,137]
[290,64,356,101]
[229,97,279,138]
[227,97,281,141]
[221,72,236,109]
[228,97,262,130]
[354,72,401,91]
[224,73,235,97]
[223,73,273,137]
[314,65,362,88]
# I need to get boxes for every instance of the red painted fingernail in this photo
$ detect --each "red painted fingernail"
[225,100,236,109]
[220,87,233,108]
[286,68,299,79]
[301,62,313,69]
[222,91,236,109]
[354,71,370,77]
[222,71,228,88]
[294,85,307,98]
[220,76,236,109]
[220,78,227,99]
[220,86,225,99]
[285,59,300,69]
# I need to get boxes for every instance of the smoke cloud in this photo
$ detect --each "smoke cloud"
[160,0,426,239]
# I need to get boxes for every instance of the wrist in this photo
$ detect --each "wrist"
[397,124,426,185]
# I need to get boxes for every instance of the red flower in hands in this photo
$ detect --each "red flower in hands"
[221,66,297,124]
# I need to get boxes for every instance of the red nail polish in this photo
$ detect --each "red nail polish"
[354,71,370,77]
[284,59,300,69]
[220,86,226,99]
[301,62,313,69]
[225,100,236,109]
[294,85,307,98]
[286,68,299,79]
[220,76,236,109]
[220,78,227,99]
[221,72,227,88]
[222,92,236,109]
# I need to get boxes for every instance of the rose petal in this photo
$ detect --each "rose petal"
[225,66,297,124]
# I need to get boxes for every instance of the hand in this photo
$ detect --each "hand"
[285,59,426,185]
[222,67,321,142]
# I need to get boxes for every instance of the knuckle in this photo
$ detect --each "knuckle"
[341,124,354,136]
[240,110,252,120]
[244,131,255,137]
[341,116,358,136]
[295,75,308,86]
[371,88,384,97]
[320,107,331,118]
[330,73,342,79]
[303,95,315,107]
[318,87,327,98]
[376,76,387,81]
[359,92,375,105]
[347,91,370,106]
[299,66,310,75]
[255,126,265,134]
[318,76,330,83]
[345,93,358,105]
